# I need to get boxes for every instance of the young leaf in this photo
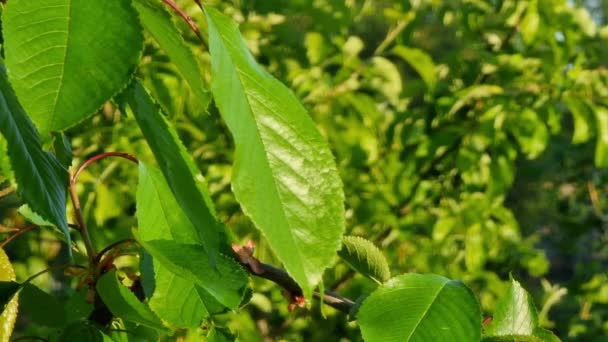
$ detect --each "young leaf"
[356,273,481,342]
[128,81,222,263]
[0,65,70,244]
[205,6,345,299]
[3,0,144,138]
[96,270,166,331]
[564,96,594,144]
[484,278,560,342]
[132,0,211,108]
[0,249,18,341]
[337,236,391,284]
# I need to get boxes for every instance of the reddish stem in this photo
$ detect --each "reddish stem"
[0,224,38,248]
[162,0,203,41]
[71,152,138,185]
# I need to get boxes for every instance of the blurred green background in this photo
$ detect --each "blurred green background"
[2,0,608,340]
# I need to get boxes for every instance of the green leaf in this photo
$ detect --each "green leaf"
[337,236,391,284]
[3,0,144,138]
[392,46,437,90]
[18,283,66,327]
[564,96,594,144]
[128,81,222,263]
[205,6,345,299]
[96,269,166,331]
[448,85,503,116]
[0,65,70,245]
[56,320,114,342]
[207,326,236,342]
[508,109,548,159]
[132,0,211,108]
[593,106,608,168]
[0,282,20,314]
[465,223,485,272]
[147,261,224,328]
[136,238,248,310]
[520,0,540,44]
[356,273,481,342]
[484,278,560,341]
[0,249,18,341]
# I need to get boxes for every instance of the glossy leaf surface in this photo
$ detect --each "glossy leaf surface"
[3,0,143,137]
[0,249,18,342]
[357,273,481,341]
[205,6,345,299]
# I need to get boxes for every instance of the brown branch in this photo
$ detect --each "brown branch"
[0,224,38,248]
[162,0,203,41]
[94,238,137,264]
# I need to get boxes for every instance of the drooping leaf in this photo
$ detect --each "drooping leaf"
[205,6,345,299]
[3,0,144,138]
[337,236,390,284]
[508,109,548,159]
[96,270,166,331]
[392,46,437,90]
[448,85,503,116]
[136,163,239,318]
[593,106,608,168]
[132,0,211,108]
[520,0,540,44]
[18,283,66,327]
[356,273,481,342]
[0,65,70,244]
[0,249,18,342]
[136,238,248,310]
[128,81,222,263]
[484,278,560,342]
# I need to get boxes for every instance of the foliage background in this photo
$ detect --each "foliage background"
[1,0,608,340]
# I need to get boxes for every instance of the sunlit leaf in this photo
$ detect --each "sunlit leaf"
[484,278,560,341]
[357,273,481,342]
[338,236,391,284]
[3,0,144,138]
[392,46,437,90]
[205,6,345,299]
[0,249,18,342]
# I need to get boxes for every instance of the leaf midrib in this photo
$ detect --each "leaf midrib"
[48,0,72,133]
[405,281,448,341]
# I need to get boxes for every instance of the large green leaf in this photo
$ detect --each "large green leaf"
[3,0,143,138]
[128,81,222,263]
[205,6,345,299]
[96,270,166,331]
[18,283,66,327]
[133,0,210,108]
[338,236,391,284]
[56,320,113,342]
[356,273,481,341]
[484,278,560,341]
[0,249,18,342]
[0,65,69,243]
[136,163,231,326]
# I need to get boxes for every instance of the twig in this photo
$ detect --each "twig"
[162,0,203,41]
[94,238,137,264]
[69,181,96,266]
[0,185,15,198]
[233,242,355,314]
[0,224,38,248]
[71,152,138,185]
